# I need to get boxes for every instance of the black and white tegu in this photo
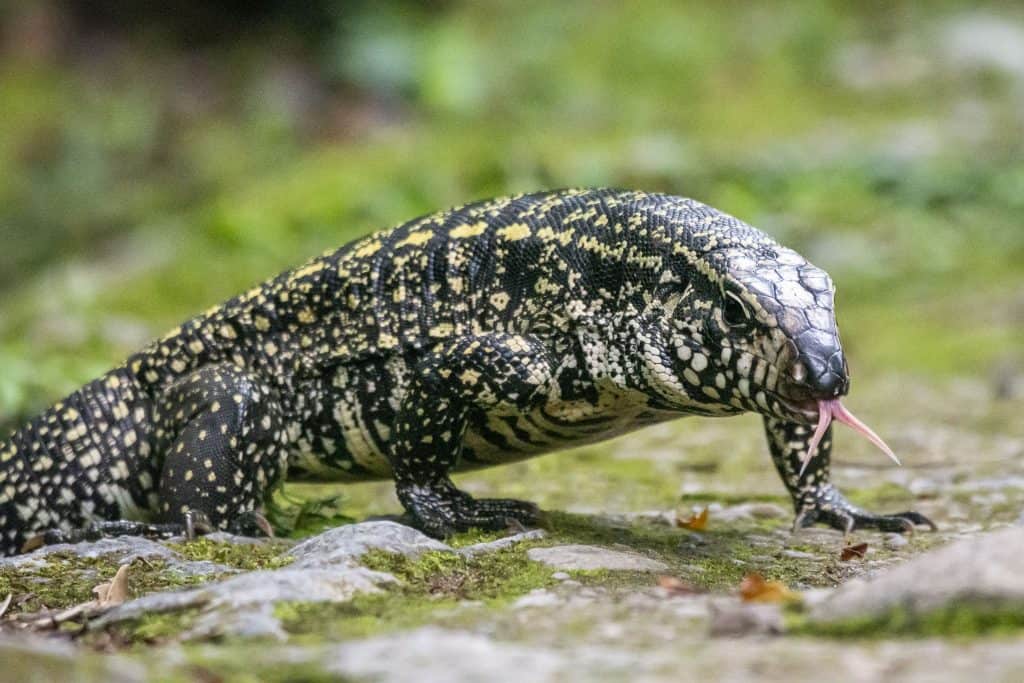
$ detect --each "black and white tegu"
[0,188,934,554]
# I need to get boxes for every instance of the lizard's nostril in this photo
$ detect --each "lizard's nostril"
[790,362,807,384]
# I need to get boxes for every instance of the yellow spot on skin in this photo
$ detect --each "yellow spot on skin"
[450,221,488,239]
[397,229,433,247]
[264,341,279,356]
[290,261,326,280]
[429,323,454,337]
[189,340,205,354]
[184,470,194,481]
[354,239,382,257]
[171,359,188,373]
[106,375,121,390]
[208,471,217,482]
[459,369,481,385]
[497,223,531,241]
[297,309,317,324]
[254,316,271,332]
[219,324,237,339]
[489,292,510,311]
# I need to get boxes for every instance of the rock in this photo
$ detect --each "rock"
[456,529,546,557]
[95,565,395,638]
[883,533,909,550]
[320,627,637,683]
[0,536,232,578]
[780,549,816,560]
[288,521,450,567]
[551,571,571,581]
[708,599,785,637]
[527,545,668,572]
[811,526,1024,624]
[513,589,561,609]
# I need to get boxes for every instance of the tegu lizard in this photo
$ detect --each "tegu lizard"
[0,188,933,554]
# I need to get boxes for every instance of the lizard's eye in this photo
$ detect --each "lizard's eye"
[723,292,752,331]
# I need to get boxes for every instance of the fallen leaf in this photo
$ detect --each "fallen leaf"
[739,573,800,604]
[656,575,700,597]
[840,542,869,561]
[0,594,11,619]
[94,564,130,607]
[676,507,709,531]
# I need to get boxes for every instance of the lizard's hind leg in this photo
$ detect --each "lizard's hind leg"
[390,333,555,538]
[155,363,290,536]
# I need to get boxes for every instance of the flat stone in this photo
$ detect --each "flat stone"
[811,526,1024,624]
[289,521,451,568]
[457,529,546,557]
[0,536,232,578]
[95,565,395,637]
[320,627,638,683]
[513,589,561,609]
[527,544,668,572]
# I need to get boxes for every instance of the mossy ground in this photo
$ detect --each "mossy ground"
[2,1,1024,679]
[0,553,199,616]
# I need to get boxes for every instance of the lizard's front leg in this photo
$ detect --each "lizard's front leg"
[390,333,554,538]
[763,416,935,534]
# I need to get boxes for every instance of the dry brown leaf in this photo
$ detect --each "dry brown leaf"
[840,542,869,561]
[676,507,709,531]
[94,564,130,607]
[656,575,700,597]
[738,572,800,604]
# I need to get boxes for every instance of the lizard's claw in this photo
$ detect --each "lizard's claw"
[793,484,936,535]
[226,510,275,538]
[396,479,541,538]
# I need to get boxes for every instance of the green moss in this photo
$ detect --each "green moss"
[845,482,915,510]
[542,511,827,591]
[166,538,294,571]
[274,542,558,640]
[94,608,206,647]
[798,602,1024,639]
[360,546,556,599]
[0,552,203,615]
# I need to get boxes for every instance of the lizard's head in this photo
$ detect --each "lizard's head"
[647,229,902,474]
[645,243,849,425]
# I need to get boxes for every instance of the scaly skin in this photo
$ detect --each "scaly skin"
[0,188,933,555]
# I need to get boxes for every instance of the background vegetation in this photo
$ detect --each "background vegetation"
[2,0,1022,434]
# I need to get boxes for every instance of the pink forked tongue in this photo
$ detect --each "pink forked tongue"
[799,399,901,477]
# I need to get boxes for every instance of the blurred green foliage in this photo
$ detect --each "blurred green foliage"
[1,0,1023,426]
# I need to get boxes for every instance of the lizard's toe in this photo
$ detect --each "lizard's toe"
[455,497,542,531]
[795,484,936,535]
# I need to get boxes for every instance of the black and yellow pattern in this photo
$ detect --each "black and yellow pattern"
[0,188,932,554]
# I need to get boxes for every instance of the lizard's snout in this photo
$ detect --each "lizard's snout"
[782,350,849,402]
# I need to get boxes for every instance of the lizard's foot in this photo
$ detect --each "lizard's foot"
[225,510,275,538]
[397,480,541,538]
[793,484,936,534]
